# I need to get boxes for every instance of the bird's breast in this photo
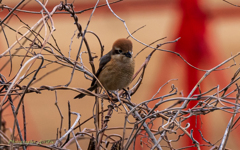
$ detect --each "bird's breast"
[98,56,135,91]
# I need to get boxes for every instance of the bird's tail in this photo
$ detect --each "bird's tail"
[74,84,98,99]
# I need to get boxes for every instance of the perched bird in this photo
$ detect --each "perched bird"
[74,38,135,99]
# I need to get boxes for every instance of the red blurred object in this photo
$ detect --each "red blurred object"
[174,0,209,148]
[145,0,214,149]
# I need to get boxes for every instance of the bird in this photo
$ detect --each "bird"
[74,38,135,99]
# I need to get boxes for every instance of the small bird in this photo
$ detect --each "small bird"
[74,38,135,99]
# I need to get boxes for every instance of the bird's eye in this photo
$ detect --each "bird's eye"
[115,49,122,54]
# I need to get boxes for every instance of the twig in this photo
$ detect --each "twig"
[0,19,12,76]
[124,104,162,150]
[61,101,71,147]
[55,91,64,139]
[218,84,239,150]
[71,130,81,150]
[223,0,240,7]
[171,52,240,123]
[127,25,146,39]
[55,111,81,146]
[0,0,26,26]
[65,0,100,86]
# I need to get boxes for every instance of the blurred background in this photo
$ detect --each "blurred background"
[1,0,240,149]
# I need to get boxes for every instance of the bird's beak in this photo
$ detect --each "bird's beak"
[124,51,132,58]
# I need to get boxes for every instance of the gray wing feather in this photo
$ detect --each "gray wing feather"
[91,51,111,86]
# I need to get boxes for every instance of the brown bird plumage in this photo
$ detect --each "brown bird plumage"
[74,38,135,99]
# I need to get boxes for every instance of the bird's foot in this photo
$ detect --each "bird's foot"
[104,91,119,109]
[122,88,131,100]
[108,91,115,97]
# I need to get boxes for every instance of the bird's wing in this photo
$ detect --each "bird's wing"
[91,51,112,86]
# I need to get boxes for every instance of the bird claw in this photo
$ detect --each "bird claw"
[107,91,115,97]
[122,88,131,100]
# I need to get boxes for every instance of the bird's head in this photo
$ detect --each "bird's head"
[112,38,133,58]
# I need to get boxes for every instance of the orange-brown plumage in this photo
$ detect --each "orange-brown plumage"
[74,38,135,99]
